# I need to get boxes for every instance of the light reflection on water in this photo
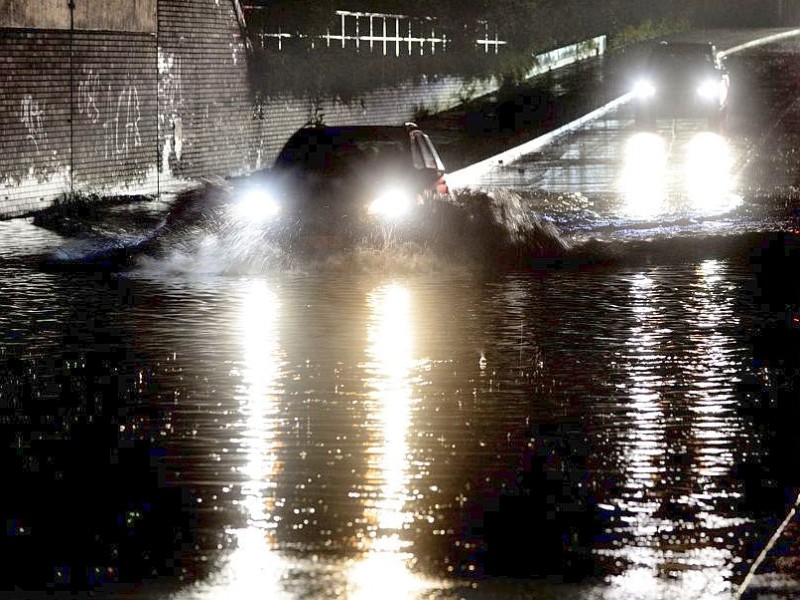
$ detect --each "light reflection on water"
[594,260,746,599]
[361,283,415,544]
[237,279,281,531]
[188,280,286,599]
[0,249,779,599]
[163,279,447,599]
[143,264,756,599]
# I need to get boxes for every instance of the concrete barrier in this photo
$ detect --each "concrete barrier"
[528,36,607,77]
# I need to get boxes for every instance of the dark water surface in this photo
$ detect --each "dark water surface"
[2,215,797,599]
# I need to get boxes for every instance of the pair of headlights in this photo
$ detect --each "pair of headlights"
[233,187,414,225]
[633,79,723,102]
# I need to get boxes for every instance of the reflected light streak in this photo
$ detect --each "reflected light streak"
[347,282,439,599]
[684,132,741,214]
[697,258,722,283]
[238,279,282,529]
[606,272,668,589]
[348,552,432,600]
[174,279,285,600]
[226,280,284,596]
[688,259,741,500]
[624,273,666,505]
[364,283,414,541]
[620,132,667,219]
[606,563,731,600]
[606,267,739,596]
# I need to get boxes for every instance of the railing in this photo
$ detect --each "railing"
[244,8,506,56]
[324,11,446,56]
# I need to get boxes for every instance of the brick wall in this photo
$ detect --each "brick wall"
[157,0,258,181]
[1,30,73,216]
[0,28,159,217]
[72,32,158,192]
[0,0,259,219]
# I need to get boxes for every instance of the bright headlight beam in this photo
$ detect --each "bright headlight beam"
[620,132,667,219]
[634,79,656,99]
[368,189,412,220]
[696,80,720,101]
[235,188,281,224]
[684,131,740,213]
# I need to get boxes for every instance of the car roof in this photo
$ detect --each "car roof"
[646,41,719,71]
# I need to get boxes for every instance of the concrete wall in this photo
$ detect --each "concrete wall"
[0,0,157,33]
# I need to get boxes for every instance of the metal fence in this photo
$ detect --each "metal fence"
[244,8,506,56]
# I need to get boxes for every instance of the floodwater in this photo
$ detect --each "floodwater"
[3,38,800,600]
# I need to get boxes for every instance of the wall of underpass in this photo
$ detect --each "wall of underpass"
[0,0,259,218]
[2,0,790,219]
[0,0,613,219]
[0,24,160,216]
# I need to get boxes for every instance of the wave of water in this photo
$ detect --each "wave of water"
[39,184,573,276]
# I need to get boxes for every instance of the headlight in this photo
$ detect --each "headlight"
[696,79,720,101]
[633,79,656,99]
[235,188,281,224]
[367,188,413,220]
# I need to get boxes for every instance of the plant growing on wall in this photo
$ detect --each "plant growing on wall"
[305,99,326,126]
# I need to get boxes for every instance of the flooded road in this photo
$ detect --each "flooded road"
[3,35,800,600]
[2,238,782,600]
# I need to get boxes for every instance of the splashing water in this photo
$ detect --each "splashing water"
[420,187,571,270]
[38,183,573,276]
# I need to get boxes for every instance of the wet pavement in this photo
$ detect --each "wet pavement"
[4,27,800,600]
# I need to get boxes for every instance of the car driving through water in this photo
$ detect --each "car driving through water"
[632,41,730,130]
[233,122,452,249]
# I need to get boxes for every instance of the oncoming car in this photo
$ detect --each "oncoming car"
[632,41,730,129]
[234,123,451,244]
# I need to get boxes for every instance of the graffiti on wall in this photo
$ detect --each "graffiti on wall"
[20,94,47,155]
[158,51,184,114]
[76,67,143,160]
[78,68,102,124]
[109,80,143,159]
[158,50,185,173]
[66,61,157,189]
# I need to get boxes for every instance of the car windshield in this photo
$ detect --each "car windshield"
[648,45,716,72]
[275,128,409,173]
